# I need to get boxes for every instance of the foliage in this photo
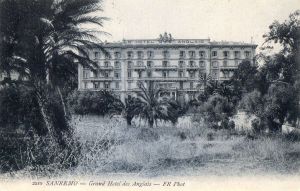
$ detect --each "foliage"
[197,94,235,129]
[0,0,106,171]
[0,86,46,135]
[263,10,300,54]
[135,81,182,128]
[122,96,144,126]
[0,0,107,140]
[68,90,123,116]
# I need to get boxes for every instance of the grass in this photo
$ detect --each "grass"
[1,115,300,178]
[69,115,300,177]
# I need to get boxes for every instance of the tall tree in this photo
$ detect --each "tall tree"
[0,0,107,141]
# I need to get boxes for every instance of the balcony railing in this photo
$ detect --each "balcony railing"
[219,65,238,70]
[154,65,178,70]
[133,65,146,70]
[99,66,113,70]
[186,66,199,70]
[135,77,188,81]
[178,88,203,92]
[88,77,113,81]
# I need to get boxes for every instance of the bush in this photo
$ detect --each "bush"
[195,94,235,129]
[68,90,123,116]
[0,132,81,173]
[0,86,46,135]
[0,85,80,173]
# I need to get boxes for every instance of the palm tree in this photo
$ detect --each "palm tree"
[0,0,107,141]
[135,81,179,128]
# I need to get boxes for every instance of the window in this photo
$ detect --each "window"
[104,61,110,67]
[223,51,229,58]
[147,61,152,68]
[127,51,133,59]
[84,82,87,89]
[105,53,111,59]
[114,72,120,79]
[179,51,185,58]
[115,61,120,68]
[115,82,119,89]
[179,61,184,68]
[147,71,152,77]
[94,82,99,89]
[189,51,195,58]
[162,71,167,78]
[93,71,98,78]
[147,51,154,58]
[180,82,183,89]
[128,82,132,89]
[83,71,89,79]
[138,71,142,78]
[163,50,169,58]
[162,61,168,67]
[178,70,184,78]
[104,72,109,78]
[212,61,218,68]
[94,52,100,59]
[128,70,132,78]
[245,51,250,58]
[212,51,218,57]
[137,51,144,59]
[190,82,193,89]
[234,51,240,59]
[189,61,195,67]
[235,60,239,66]
[223,71,230,78]
[190,72,195,78]
[104,82,110,89]
[199,61,205,67]
[114,52,121,59]
[127,61,133,68]
[223,60,227,67]
[199,51,205,58]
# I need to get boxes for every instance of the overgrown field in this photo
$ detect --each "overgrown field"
[2,115,300,179]
[71,116,300,177]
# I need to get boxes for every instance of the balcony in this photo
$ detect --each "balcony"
[136,77,188,81]
[88,77,113,81]
[186,66,199,71]
[99,66,113,70]
[219,65,237,71]
[178,88,203,92]
[133,65,146,70]
[154,65,178,70]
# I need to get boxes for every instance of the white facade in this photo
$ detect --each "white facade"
[78,33,257,102]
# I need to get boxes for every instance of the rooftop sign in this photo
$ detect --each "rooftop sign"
[123,32,210,45]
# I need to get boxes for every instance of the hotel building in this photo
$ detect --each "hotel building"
[78,33,257,102]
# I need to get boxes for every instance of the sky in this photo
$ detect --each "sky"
[95,0,300,52]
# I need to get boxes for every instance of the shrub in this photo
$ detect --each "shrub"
[68,90,123,116]
[196,94,235,129]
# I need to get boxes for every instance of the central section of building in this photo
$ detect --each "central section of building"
[78,33,257,102]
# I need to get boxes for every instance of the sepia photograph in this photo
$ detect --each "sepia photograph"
[0,0,300,190]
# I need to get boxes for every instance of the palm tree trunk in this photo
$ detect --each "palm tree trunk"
[149,118,154,128]
[36,91,54,138]
[56,86,67,118]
